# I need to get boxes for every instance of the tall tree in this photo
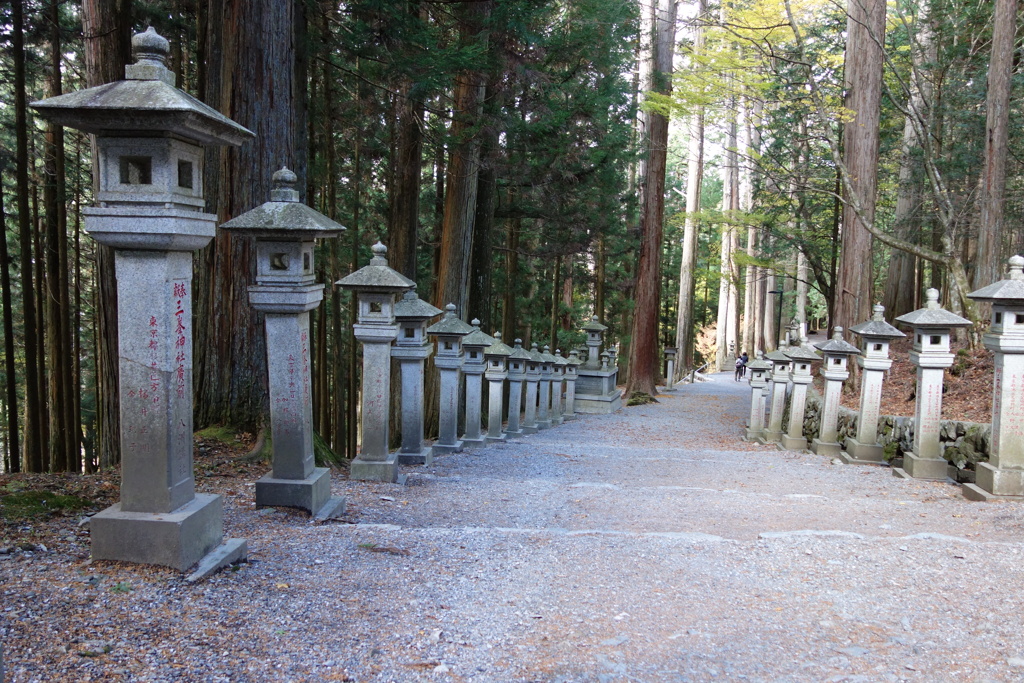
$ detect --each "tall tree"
[973,0,1017,293]
[626,0,677,396]
[195,0,308,431]
[82,0,131,469]
[834,0,886,332]
[0,179,20,472]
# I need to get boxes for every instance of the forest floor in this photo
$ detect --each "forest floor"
[4,370,1024,682]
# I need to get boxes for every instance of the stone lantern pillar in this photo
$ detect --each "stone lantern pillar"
[843,304,905,464]
[337,243,416,482]
[392,290,442,465]
[537,345,557,429]
[893,288,972,480]
[461,321,495,447]
[563,349,582,420]
[522,344,543,434]
[810,329,861,457]
[663,347,678,392]
[781,339,821,451]
[760,349,793,444]
[744,352,771,441]
[31,28,252,572]
[964,256,1024,501]
[505,339,530,436]
[552,350,570,424]
[220,167,345,519]
[484,332,513,442]
[426,304,473,454]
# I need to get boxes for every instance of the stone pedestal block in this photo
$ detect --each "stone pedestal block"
[255,467,344,516]
[90,494,229,572]
[840,438,885,465]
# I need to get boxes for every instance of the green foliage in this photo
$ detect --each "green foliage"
[0,490,93,521]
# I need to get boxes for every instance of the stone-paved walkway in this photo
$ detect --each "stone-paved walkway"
[8,373,1024,682]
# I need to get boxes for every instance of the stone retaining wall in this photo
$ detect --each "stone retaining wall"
[801,390,991,482]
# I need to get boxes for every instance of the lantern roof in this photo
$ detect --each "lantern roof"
[582,316,607,332]
[31,28,252,146]
[540,345,558,363]
[566,349,583,366]
[426,304,474,336]
[895,289,972,329]
[220,168,344,238]
[766,349,791,363]
[967,255,1024,304]
[394,289,442,321]
[508,339,532,361]
[336,242,416,292]
[784,341,821,362]
[462,320,497,348]
[484,331,513,357]
[553,350,569,366]
[850,303,906,339]
[746,351,772,372]
[528,343,544,363]
[814,328,861,356]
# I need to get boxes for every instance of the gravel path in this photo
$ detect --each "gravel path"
[6,373,1024,682]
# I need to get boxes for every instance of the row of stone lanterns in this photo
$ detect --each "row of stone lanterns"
[746,260,1024,504]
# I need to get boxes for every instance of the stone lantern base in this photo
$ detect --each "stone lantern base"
[780,434,808,451]
[840,438,886,465]
[255,467,346,519]
[90,494,246,573]
[743,427,763,442]
[893,451,949,480]
[963,465,1024,502]
[810,438,842,458]
[398,447,434,466]
[350,452,400,483]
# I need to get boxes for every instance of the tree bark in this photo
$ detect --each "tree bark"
[195,0,308,431]
[82,0,131,469]
[0,179,20,472]
[626,0,678,397]
[973,0,1017,294]
[834,0,886,332]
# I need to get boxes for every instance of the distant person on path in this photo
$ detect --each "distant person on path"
[734,353,746,381]
[740,351,749,378]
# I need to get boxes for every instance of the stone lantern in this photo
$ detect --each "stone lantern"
[551,350,568,426]
[392,290,442,465]
[31,27,252,573]
[663,347,678,393]
[220,167,345,519]
[522,343,544,434]
[461,320,496,447]
[484,332,513,442]
[563,349,582,420]
[964,255,1024,501]
[504,339,531,436]
[781,339,821,451]
[760,348,793,444]
[426,304,474,454]
[811,328,861,457]
[744,351,772,441]
[337,242,415,482]
[537,345,558,429]
[843,303,905,464]
[893,288,972,480]
[582,316,607,368]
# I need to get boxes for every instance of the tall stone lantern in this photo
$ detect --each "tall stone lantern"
[663,347,678,393]
[744,351,772,441]
[337,242,415,482]
[31,27,252,572]
[810,329,861,457]
[461,321,496,447]
[484,332,513,442]
[964,255,1024,501]
[220,167,345,519]
[760,348,792,444]
[781,340,821,451]
[522,343,544,434]
[504,339,531,436]
[426,304,474,454]
[843,304,905,464]
[563,349,582,420]
[582,316,607,368]
[893,288,972,479]
[393,290,442,465]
